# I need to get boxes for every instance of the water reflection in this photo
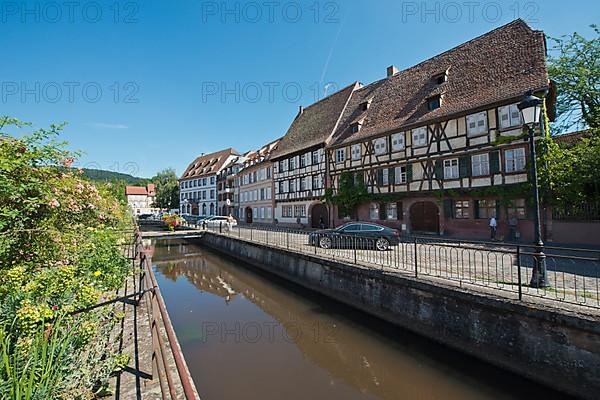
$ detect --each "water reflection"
[151,239,559,400]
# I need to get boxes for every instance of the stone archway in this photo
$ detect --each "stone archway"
[410,201,440,233]
[310,203,329,229]
[245,207,253,224]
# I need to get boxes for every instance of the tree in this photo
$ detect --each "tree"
[324,172,368,219]
[152,168,180,209]
[547,25,600,132]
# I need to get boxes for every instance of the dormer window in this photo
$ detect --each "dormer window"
[427,95,442,111]
[433,71,448,85]
[351,123,361,133]
[360,98,373,111]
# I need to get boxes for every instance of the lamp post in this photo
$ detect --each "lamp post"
[517,91,550,288]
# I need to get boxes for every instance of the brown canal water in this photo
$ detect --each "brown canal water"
[151,239,567,400]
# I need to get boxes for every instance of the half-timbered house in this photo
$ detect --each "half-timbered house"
[271,82,359,227]
[326,19,555,241]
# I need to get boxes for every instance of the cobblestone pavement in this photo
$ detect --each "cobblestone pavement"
[184,223,600,315]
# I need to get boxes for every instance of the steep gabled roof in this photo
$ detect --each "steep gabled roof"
[553,130,593,146]
[331,19,549,147]
[270,82,360,159]
[180,148,239,180]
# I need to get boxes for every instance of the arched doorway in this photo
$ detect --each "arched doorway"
[245,207,253,223]
[410,202,439,233]
[310,203,328,229]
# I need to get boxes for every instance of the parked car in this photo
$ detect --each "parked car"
[308,222,400,251]
[203,216,238,228]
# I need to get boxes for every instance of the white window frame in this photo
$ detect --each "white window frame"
[471,153,490,177]
[369,203,379,220]
[412,127,427,147]
[373,138,387,155]
[498,103,523,129]
[381,168,389,186]
[335,148,346,163]
[505,148,526,172]
[391,132,405,151]
[394,166,407,184]
[443,159,459,180]
[386,202,397,220]
[466,111,488,137]
[351,144,361,160]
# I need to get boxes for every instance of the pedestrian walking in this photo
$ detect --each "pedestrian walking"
[489,216,497,240]
[319,216,325,229]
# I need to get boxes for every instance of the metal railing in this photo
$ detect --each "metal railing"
[135,231,199,400]
[183,221,600,310]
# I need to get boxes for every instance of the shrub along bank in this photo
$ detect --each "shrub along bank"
[0,117,133,399]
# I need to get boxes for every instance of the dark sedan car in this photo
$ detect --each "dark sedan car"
[308,222,400,251]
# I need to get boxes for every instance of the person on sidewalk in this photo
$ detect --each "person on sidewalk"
[489,216,497,240]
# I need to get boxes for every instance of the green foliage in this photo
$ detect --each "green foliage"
[547,25,600,132]
[151,168,180,209]
[324,172,368,218]
[80,168,148,186]
[0,116,132,399]
[539,129,600,207]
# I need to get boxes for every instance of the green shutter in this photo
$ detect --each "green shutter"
[490,151,500,174]
[406,164,413,182]
[434,160,443,179]
[459,156,471,178]
[377,169,384,186]
[443,199,454,219]
[379,202,386,220]
[389,167,395,185]
[474,200,480,219]
[397,201,403,220]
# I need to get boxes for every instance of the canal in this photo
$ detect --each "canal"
[151,239,567,400]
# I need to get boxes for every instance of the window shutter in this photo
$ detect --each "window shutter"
[397,201,403,220]
[495,201,501,219]
[489,151,500,174]
[443,199,454,219]
[406,164,413,182]
[377,169,384,186]
[434,160,443,179]
[379,202,386,220]
[389,167,395,185]
[459,156,471,178]
[498,106,510,129]
[474,200,480,219]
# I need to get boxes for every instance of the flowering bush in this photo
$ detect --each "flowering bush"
[162,213,182,231]
[0,117,132,398]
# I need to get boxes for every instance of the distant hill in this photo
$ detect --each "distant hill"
[80,168,149,185]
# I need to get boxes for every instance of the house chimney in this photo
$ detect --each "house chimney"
[387,65,399,78]
[299,105,304,115]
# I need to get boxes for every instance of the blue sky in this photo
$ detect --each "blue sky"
[2,0,598,178]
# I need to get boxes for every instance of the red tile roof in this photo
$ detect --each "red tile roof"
[126,186,147,195]
[270,82,360,159]
[552,130,593,146]
[180,148,239,180]
[330,19,549,147]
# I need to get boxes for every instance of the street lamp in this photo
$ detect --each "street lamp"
[517,91,550,288]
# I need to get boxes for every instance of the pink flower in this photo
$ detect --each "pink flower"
[75,183,84,193]
[49,199,60,208]
[60,157,74,168]
[52,305,59,311]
